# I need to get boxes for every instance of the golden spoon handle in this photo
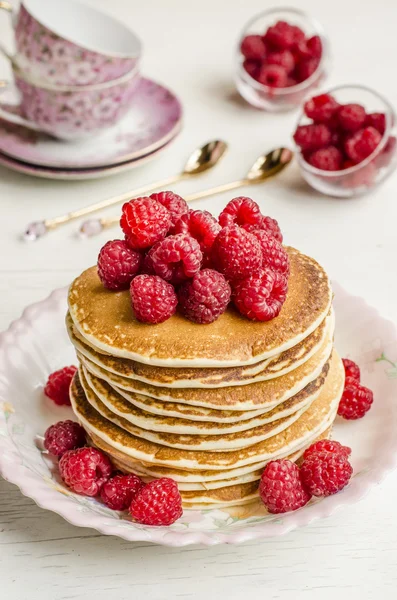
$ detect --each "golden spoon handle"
[99,178,250,230]
[45,173,183,229]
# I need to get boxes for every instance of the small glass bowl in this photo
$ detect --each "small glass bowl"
[235,7,330,112]
[295,85,397,198]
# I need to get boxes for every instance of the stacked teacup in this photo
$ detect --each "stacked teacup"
[0,0,142,139]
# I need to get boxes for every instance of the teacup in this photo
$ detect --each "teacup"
[0,64,140,140]
[0,0,142,86]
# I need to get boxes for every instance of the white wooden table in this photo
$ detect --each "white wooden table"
[1,0,397,597]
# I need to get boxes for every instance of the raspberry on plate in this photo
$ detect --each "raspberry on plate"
[266,50,295,74]
[211,225,262,281]
[366,112,386,136]
[120,197,171,250]
[232,268,288,321]
[44,365,77,406]
[240,34,267,60]
[303,439,351,461]
[97,239,142,291]
[218,197,263,231]
[129,477,183,526]
[178,269,231,324]
[345,126,382,164]
[342,358,361,382]
[100,473,145,511]
[130,275,178,324]
[293,123,332,152]
[44,420,86,458]
[307,146,343,171]
[257,215,283,243]
[338,378,374,419]
[300,451,353,497]
[149,191,188,227]
[150,234,203,284]
[257,64,288,88]
[259,459,311,514]
[337,103,367,132]
[251,230,290,276]
[173,210,220,254]
[304,93,339,124]
[59,447,112,496]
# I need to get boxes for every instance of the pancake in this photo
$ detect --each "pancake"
[68,247,332,367]
[81,361,328,435]
[79,366,317,451]
[108,427,332,492]
[70,351,344,470]
[77,328,333,411]
[66,310,334,388]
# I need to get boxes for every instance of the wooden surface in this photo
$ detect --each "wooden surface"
[1,0,397,597]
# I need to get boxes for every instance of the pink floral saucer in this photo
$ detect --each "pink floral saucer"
[0,77,182,169]
[0,283,397,546]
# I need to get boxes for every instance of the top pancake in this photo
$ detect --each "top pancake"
[68,247,332,368]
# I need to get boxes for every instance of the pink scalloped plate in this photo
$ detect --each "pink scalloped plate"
[1,283,397,546]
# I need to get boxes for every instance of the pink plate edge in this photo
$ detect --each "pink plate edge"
[0,283,397,547]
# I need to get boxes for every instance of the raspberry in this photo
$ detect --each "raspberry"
[259,460,311,514]
[178,269,231,324]
[257,215,283,243]
[304,93,339,124]
[97,239,142,291]
[345,127,382,164]
[264,21,305,50]
[266,50,295,74]
[232,268,288,321]
[338,379,374,420]
[100,473,144,510]
[257,64,288,88]
[366,112,386,136]
[306,35,322,58]
[300,451,353,496]
[149,191,188,227]
[150,234,202,284]
[173,210,220,255]
[130,275,178,324]
[342,358,361,382]
[211,225,262,281]
[295,57,319,82]
[121,197,171,250]
[303,440,351,461]
[338,104,366,133]
[251,230,290,276]
[59,447,112,496]
[44,366,77,406]
[129,477,182,526]
[243,59,260,80]
[240,35,266,60]
[307,146,343,171]
[140,248,157,275]
[44,420,86,458]
[218,197,263,231]
[293,124,332,152]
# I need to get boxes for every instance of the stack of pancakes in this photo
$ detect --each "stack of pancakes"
[67,247,344,510]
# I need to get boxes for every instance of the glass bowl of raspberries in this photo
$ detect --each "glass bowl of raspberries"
[293,85,397,197]
[236,7,330,112]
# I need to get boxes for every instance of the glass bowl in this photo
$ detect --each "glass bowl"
[235,7,330,112]
[295,85,397,198]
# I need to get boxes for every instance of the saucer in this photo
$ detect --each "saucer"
[1,283,397,546]
[0,77,182,169]
[0,134,178,180]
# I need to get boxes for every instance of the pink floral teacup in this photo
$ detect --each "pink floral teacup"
[0,65,140,140]
[0,0,142,86]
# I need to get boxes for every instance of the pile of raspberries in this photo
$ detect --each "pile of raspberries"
[294,92,391,172]
[240,19,322,88]
[97,194,290,325]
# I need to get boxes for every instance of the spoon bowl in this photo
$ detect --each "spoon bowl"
[183,140,228,175]
[246,147,293,182]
